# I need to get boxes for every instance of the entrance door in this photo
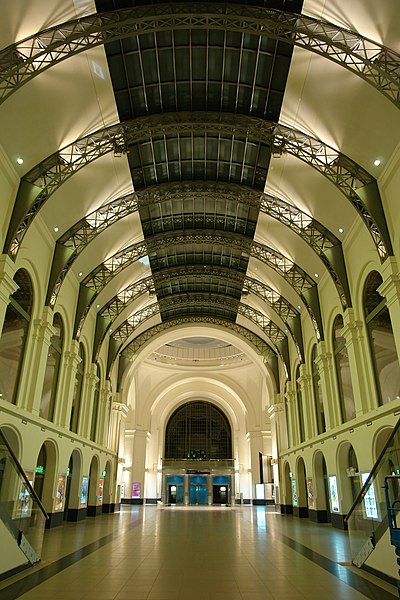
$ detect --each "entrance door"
[190,484,207,505]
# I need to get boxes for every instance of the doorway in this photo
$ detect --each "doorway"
[190,483,207,505]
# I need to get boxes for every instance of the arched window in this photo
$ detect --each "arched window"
[40,312,64,421]
[311,345,326,434]
[0,269,33,404]
[70,343,85,433]
[296,365,305,443]
[165,401,232,459]
[364,271,400,405]
[90,364,101,442]
[333,314,355,422]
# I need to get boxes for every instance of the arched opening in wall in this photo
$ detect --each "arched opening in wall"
[0,426,22,515]
[333,315,355,422]
[102,460,113,513]
[311,345,326,435]
[64,449,82,521]
[281,461,293,515]
[312,451,331,523]
[39,313,64,422]
[163,401,233,506]
[373,426,396,514]
[87,455,100,517]
[70,343,85,434]
[337,442,360,518]
[0,269,33,405]
[295,457,308,518]
[364,271,400,406]
[34,441,57,521]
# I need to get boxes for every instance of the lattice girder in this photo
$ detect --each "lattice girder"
[75,230,319,341]
[120,316,276,368]
[111,297,286,348]
[92,267,302,361]
[1,3,399,108]
[6,112,391,261]
[48,180,348,306]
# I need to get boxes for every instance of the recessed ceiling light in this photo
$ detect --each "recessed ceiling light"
[78,272,83,277]
[338,227,344,233]
[374,159,381,166]
[54,226,59,232]
[297,305,301,310]
[96,304,100,308]
[314,273,319,278]
[16,157,24,165]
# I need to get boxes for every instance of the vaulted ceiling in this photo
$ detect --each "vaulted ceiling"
[1,0,399,382]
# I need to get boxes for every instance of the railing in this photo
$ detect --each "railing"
[161,458,235,470]
[0,428,48,572]
[344,417,400,567]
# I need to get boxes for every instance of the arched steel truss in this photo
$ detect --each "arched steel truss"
[6,112,390,261]
[111,298,287,346]
[1,3,399,107]
[48,181,349,308]
[74,230,321,340]
[93,268,302,362]
[118,315,277,379]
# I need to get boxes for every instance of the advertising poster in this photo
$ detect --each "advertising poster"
[55,474,66,511]
[329,475,340,513]
[361,472,378,519]
[132,482,141,498]
[18,469,34,516]
[97,477,104,506]
[307,477,315,509]
[80,475,89,506]
[291,478,298,506]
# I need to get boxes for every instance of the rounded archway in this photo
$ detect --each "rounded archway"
[312,450,331,523]
[64,449,82,521]
[295,457,308,518]
[87,455,100,517]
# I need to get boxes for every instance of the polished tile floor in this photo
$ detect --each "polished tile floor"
[0,505,397,600]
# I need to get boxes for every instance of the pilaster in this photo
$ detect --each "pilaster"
[53,339,81,429]
[378,257,400,366]
[80,363,99,439]
[97,380,112,446]
[342,308,377,414]
[20,306,55,415]
[297,365,315,440]
[284,381,298,447]
[314,341,340,429]
[0,255,18,331]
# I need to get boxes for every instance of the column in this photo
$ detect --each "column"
[96,380,112,446]
[109,393,129,453]
[53,339,81,429]
[19,306,55,415]
[80,363,98,439]
[314,341,340,430]
[379,257,400,363]
[0,255,17,331]
[342,308,376,414]
[284,381,298,446]
[131,428,149,501]
[298,364,315,440]
[247,430,263,494]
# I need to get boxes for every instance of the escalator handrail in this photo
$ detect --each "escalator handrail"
[344,416,400,523]
[0,429,48,519]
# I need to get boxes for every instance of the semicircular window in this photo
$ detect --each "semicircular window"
[165,401,232,459]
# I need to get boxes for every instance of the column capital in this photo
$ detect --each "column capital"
[33,307,56,345]
[0,254,18,301]
[284,381,296,403]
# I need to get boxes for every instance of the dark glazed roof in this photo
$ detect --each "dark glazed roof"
[95,0,303,332]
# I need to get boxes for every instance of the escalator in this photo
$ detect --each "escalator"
[0,429,47,580]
